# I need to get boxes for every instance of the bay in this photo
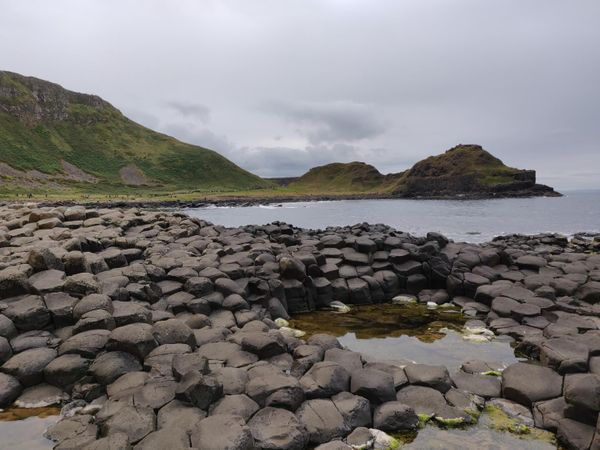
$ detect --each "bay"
[185,190,600,243]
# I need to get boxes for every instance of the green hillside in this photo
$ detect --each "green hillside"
[288,145,558,198]
[400,144,523,187]
[288,161,390,193]
[0,71,270,194]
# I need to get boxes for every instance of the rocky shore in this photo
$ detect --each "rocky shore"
[1,204,600,449]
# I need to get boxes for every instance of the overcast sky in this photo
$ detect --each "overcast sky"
[1,0,599,189]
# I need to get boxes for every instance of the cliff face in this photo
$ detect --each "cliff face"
[0,72,112,126]
[0,71,270,192]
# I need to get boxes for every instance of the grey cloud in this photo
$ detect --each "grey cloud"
[165,101,211,123]
[231,144,364,178]
[1,0,599,189]
[262,100,387,145]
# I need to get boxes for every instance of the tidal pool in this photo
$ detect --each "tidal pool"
[290,303,521,370]
[292,303,560,448]
[0,407,59,450]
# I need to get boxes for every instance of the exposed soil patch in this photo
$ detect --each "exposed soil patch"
[119,163,153,186]
[60,160,98,183]
[0,161,98,190]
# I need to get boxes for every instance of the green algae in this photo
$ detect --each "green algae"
[481,370,503,377]
[434,416,467,428]
[390,429,419,446]
[417,413,433,425]
[483,405,557,444]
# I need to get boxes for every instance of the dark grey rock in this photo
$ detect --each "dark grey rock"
[0,372,22,408]
[241,332,286,359]
[245,371,304,411]
[2,295,50,331]
[502,362,563,406]
[564,373,600,413]
[46,414,98,449]
[350,368,395,404]
[540,337,590,374]
[59,329,111,358]
[373,401,419,431]
[172,352,209,380]
[1,347,56,386]
[175,370,223,409]
[324,348,363,373]
[133,428,189,450]
[396,385,447,417]
[556,418,595,450]
[190,414,254,450]
[300,361,350,398]
[404,363,453,393]
[0,336,11,364]
[44,292,78,326]
[210,394,259,421]
[451,370,501,398]
[29,269,66,294]
[533,397,567,431]
[107,324,157,360]
[248,406,308,450]
[81,432,131,450]
[157,399,206,433]
[73,294,113,320]
[297,398,350,444]
[44,353,90,389]
[152,319,196,349]
[101,405,156,444]
[91,351,143,385]
[0,265,32,299]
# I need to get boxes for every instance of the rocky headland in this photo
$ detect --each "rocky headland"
[276,144,561,200]
[0,205,599,449]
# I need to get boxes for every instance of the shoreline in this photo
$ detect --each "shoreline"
[7,189,563,210]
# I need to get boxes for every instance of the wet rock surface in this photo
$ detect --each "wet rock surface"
[0,204,599,449]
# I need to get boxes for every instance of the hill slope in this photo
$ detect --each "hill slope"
[287,162,387,193]
[289,145,559,198]
[0,71,270,194]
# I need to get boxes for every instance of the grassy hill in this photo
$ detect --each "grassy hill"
[287,162,389,193]
[0,71,270,196]
[288,145,558,198]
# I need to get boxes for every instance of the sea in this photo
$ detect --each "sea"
[185,190,600,243]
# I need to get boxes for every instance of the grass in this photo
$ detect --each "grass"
[0,71,271,193]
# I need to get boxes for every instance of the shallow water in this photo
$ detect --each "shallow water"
[292,303,558,448]
[0,407,59,450]
[290,304,520,370]
[186,190,600,242]
[402,412,559,450]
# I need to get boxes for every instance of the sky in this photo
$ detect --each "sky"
[1,0,599,189]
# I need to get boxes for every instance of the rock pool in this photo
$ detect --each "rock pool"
[292,303,562,449]
[290,303,521,370]
[0,407,59,450]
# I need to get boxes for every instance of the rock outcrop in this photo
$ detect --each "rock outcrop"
[287,144,560,199]
[0,204,598,449]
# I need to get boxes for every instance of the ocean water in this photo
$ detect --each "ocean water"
[185,190,600,243]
